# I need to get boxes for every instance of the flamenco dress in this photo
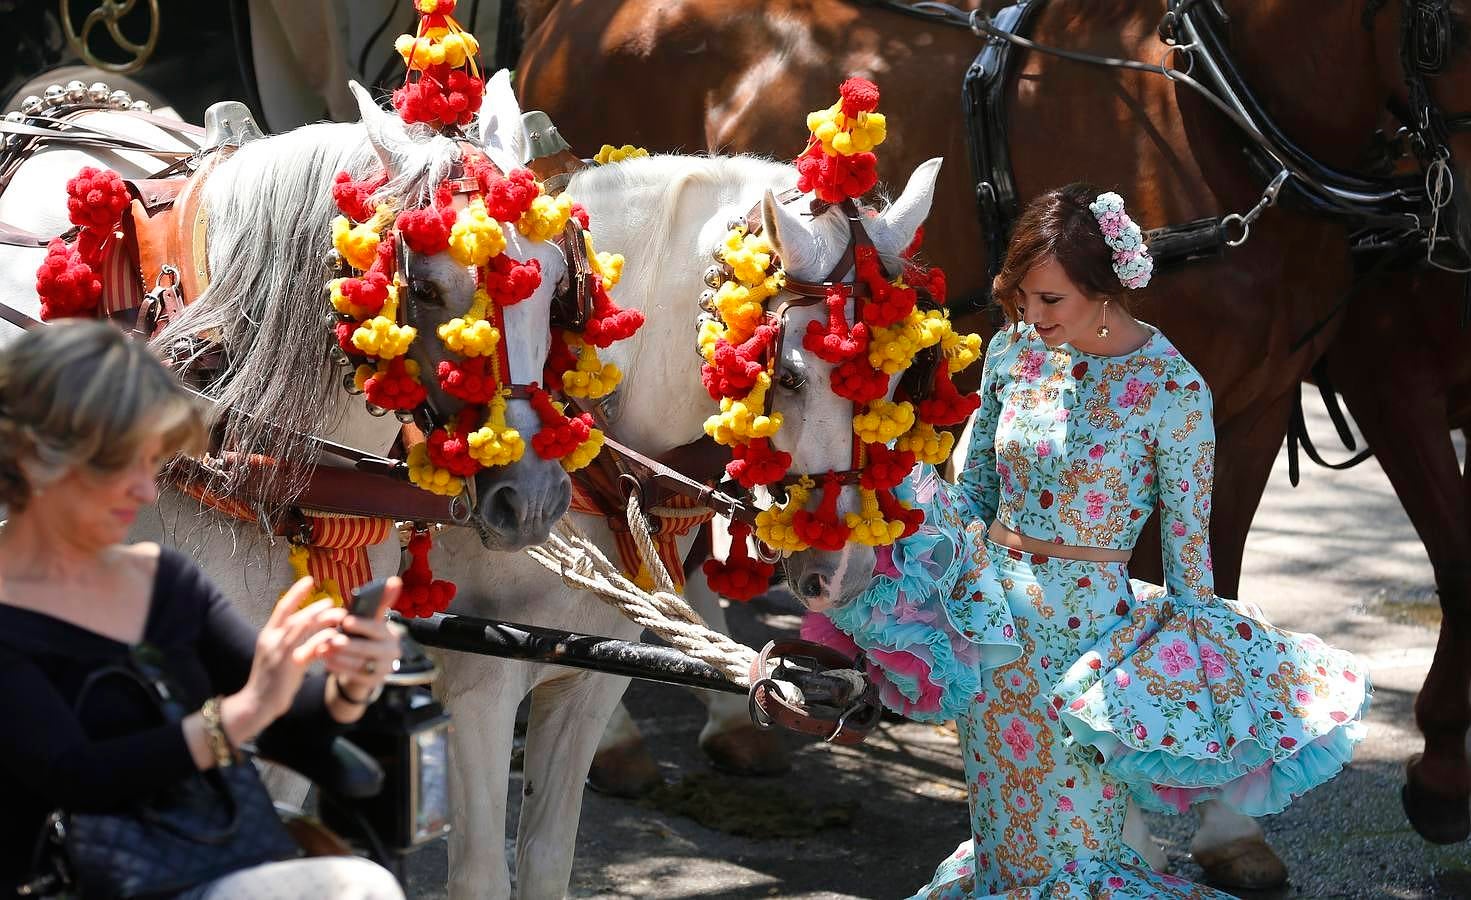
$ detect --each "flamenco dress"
[803,324,1371,898]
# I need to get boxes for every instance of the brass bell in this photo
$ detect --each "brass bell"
[702,265,726,289]
[698,288,717,311]
[342,372,364,395]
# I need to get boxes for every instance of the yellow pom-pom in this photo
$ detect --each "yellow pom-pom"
[896,421,955,466]
[593,251,624,290]
[697,317,725,363]
[807,101,887,157]
[332,205,392,271]
[467,393,526,469]
[868,308,948,374]
[704,373,783,445]
[561,340,622,399]
[285,545,341,607]
[406,443,464,497]
[944,328,984,374]
[846,489,906,547]
[352,285,417,359]
[517,193,573,243]
[593,144,649,165]
[854,399,916,445]
[449,198,506,267]
[719,229,776,285]
[437,289,498,356]
[754,478,812,553]
[561,428,605,472]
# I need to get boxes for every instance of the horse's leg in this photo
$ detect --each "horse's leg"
[515,670,634,900]
[683,565,790,775]
[436,651,527,900]
[1122,800,1169,871]
[1331,367,1471,842]
[587,701,663,797]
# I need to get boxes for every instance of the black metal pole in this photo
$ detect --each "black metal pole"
[391,612,748,696]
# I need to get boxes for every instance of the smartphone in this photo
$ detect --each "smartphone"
[347,576,389,620]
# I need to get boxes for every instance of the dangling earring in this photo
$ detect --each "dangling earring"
[1096,299,1111,339]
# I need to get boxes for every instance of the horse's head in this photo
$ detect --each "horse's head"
[352,75,573,550]
[755,158,944,611]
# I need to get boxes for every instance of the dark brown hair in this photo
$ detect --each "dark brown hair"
[992,183,1132,324]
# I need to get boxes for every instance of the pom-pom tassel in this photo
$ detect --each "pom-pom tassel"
[847,488,905,547]
[360,357,427,411]
[701,322,777,400]
[802,288,869,364]
[876,486,925,539]
[792,472,852,552]
[467,391,526,468]
[725,436,792,489]
[703,521,776,602]
[895,420,955,466]
[704,372,783,445]
[859,442,915,492]
[527,384,594,460]
[396,529,458,619]
[560,338,622,399]
[581,282,646,348]
[755,477,813,553]
[916,362,981,427]
[286,544,342,607]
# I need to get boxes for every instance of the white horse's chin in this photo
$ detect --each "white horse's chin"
[784,544,876,612]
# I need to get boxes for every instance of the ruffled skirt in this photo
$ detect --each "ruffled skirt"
[807,482,1370,897]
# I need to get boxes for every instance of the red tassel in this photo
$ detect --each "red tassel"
[859,443,915,492]
[839,77,881,116]
[543,330,579,391]
[482,168,540,222]
[396,195,457,255]
[528,384,593,460]
[725,437,792,488]
[484,253,542,306]
[855,246,915,329]
[795,146,879,205]
[364,357,427,410]
[396,530,458,618]
[876,487,924,539]
[331,170,388,222]
[916,363,981,427]
[802,288,869,364]
[393,66,484,129]
[65,167,129,232]
[702,323,776,400]
[793,472,853,551]
[426,408,482,476]
[437,356,501,404]
[703,521,776,602]
[34,239,101,321]
[831,355,891,405]
[582,283,645,348]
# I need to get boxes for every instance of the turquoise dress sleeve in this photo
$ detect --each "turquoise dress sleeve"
[1153,377,1216,602]
[950,329,1010,525]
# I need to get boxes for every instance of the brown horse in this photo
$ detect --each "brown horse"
[513,0,1471,871]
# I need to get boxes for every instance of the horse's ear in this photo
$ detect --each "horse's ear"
[351,80,409,174]
[874,157,943,256]
[761,189,822,277]
[478,69,528,171]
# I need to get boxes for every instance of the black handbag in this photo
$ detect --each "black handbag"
[23,644,298,900]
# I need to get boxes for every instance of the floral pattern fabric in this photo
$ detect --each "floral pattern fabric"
[819,324,1371,898]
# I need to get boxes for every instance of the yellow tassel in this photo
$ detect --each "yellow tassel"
[806,101,887,156]
[332,205,393,271]
[406,442,463,496]
[754,477,812,553]
[394,29,479,70]
[517,193,573,243]
[561,339,622,399]
[697,318,725,364]
[719,228,776,286]
[285,544,340,608]
[854,399,915,445]
[868,308,948,375]
[704,372,783,445]
[594,144,649,165]
[943,326,984,374]
[448,198,506,268]
[846,488,905,546]
[467,392,526,468]
[896,421,955,465]
[352,284,417,359]
[438,289,500,357]
[561,427,605,472]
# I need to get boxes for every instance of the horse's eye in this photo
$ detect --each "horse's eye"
[409,278,442,306]
[777,370,807,392]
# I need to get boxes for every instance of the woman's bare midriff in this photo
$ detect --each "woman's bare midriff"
[988,520,1133,564]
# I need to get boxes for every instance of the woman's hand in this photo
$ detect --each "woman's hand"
[324,576,403,709]
[221,577,348,744]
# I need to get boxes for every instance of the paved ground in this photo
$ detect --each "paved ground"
[406,391,1471,898]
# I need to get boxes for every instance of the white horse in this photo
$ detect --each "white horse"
[421,146,943,899]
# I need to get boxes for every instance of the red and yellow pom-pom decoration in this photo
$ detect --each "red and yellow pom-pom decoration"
[34,166,131,321]
[391,0,484,129]
[694,78,984,600]
[396,528,457,618]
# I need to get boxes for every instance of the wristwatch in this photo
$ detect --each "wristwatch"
[200,696,236,768]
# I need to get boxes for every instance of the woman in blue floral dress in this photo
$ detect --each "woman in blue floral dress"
[806,185,1372,898]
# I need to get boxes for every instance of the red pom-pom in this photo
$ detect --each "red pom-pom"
[364,357,427,410]
[795,148,878,203]
[427,417,482,477]
[437,357,501,404]
[859,443,915,492]
[334,319,361,356]
[395,530,457,619]
[907,264,947,306]
[802,288,868,364]
[392,68,484,128]
[484,253,542,306]
[838,78,881,117]
[65,167,129,232]
[332,170,387,222]
[570,202,591,229]
[339,271,390,317]
[855,246,915,329]
[876,487,924,539]
[725,437,792,488]
[581,283,645,348]
[543,329,578,391]
[396,203,457,255]
[701,323,776,400]
[482,168,540,222]
[792,473,853,552]
[528,385,592,460]
[831,355,891,404]
[916,364,981,427]
[703,521,776,602]
[35,239,101,320]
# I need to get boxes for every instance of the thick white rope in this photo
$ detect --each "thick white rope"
[522,494,757,686]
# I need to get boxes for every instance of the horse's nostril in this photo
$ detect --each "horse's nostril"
[483,485,526,532]
[799,573,827,599]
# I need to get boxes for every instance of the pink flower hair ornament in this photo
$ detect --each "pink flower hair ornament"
[1087,191,1153,290]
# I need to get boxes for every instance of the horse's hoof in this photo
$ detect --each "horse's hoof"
[586,741,663,798]
[699,723,792,776]
[1192,835,1289,890]
[1402,754,1471,844]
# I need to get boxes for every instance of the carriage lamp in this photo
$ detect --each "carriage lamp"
[323,634,453,857]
